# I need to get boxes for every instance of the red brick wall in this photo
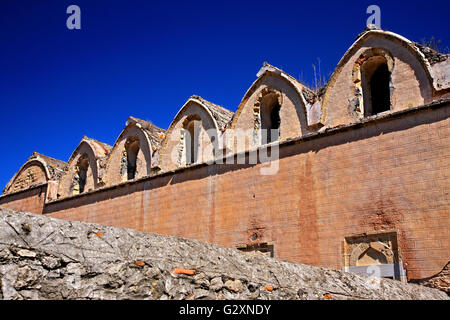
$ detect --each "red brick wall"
[16,104,449,281]
[0,184,47,214]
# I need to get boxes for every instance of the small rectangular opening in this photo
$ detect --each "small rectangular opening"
[237,242,274,258]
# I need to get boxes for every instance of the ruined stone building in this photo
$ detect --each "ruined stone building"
[1,28,449,291]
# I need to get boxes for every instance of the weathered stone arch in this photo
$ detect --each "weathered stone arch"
[321,28,435,126]
[104,121,156,186]
[159,95,233,171]
[181,114,202,126]
[349,241,395,266]
[57,137,110,198]
[3,152,66,201]
[228,63,315,153]
[255,87,283,144]
[351,48,395,117]
[4,159,49,195]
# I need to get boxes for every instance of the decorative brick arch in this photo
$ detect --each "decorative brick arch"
[349,241,395,266]
[104,123,154,186]
[3,158,50,195]
[228,65,312,153]
[230,68,310,131]
[320,29,435,125]
[253,87,283,131]
[57,138,109,198]
[350,48,395,117]
[182,114,202,127]
[159,96,229,171]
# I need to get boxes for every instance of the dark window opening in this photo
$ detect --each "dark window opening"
[125,139,140,180]
[362,56,391,116]
[78,166,87,193]
[261,94,281,144]
[370,63,391,114]
[269,103,281,142]
[73,155,89,195]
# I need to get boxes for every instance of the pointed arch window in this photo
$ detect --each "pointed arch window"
[73,155,89,195]
[362,57,391,115]
[124,137,140,180]
[184,119,200,165]
[352,49,394,118]
[260,91,281,144]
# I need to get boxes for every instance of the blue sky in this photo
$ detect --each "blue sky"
[0,0,448,189]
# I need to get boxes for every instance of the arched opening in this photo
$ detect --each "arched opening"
[184,120,200,165]
[73,155,89,195]
[125,137,140,180]
[345,233,406,282]
[260,92,281,144]
[361,56,391,116]
[356,247,388,266]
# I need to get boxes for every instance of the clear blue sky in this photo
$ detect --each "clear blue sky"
[0,0,448,189]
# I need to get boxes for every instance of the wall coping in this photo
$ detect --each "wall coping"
[0,182,48,201]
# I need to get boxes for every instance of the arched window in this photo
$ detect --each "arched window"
[260,92,281,144]
[185,120,200,165]
[125,137,140,180]
[73,155,89,195]
[361,56,391,116]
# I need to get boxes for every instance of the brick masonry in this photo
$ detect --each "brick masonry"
[1,29,449,291]
[0,184,47,214]
[0,103,442,283]
[412,262,450,293]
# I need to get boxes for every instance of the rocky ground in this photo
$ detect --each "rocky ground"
[0,207,447,300]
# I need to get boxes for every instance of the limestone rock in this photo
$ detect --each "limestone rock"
[0,207,447,300]
[16,250,36,258]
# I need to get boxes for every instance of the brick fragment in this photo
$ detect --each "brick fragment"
[173,267,196,275]
[323,293,333,299]
[134,260,145,267]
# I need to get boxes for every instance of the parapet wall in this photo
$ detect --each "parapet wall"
[0,184,47,214]
[0,207,447,300]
